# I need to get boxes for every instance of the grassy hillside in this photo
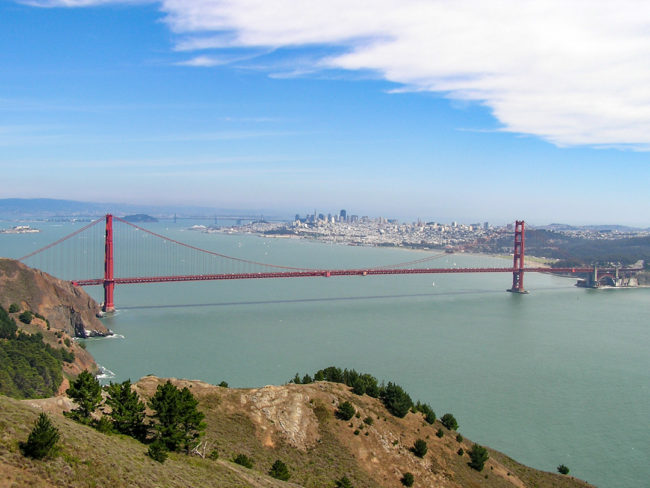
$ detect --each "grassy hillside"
[0,377,594,488]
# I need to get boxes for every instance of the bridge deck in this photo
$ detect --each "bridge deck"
[70,266,631,286]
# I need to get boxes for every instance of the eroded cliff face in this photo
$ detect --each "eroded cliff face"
[0,258,110,337]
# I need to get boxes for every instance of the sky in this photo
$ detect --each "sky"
[1,0,650,226]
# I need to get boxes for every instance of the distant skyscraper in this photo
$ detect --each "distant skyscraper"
[340,209,347,222]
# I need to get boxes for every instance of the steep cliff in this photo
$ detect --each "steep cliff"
[0,258,110,338]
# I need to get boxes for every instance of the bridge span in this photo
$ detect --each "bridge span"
[19,215,641,312]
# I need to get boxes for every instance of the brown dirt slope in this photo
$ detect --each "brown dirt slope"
[1,377,594,488]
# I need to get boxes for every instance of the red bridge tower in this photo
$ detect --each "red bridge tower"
[103,214,115,312]
[508,220,527,294]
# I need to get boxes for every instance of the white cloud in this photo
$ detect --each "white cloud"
[25,0,650,147]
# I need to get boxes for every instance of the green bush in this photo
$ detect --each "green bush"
[218,381,228,388]
[441,413,458,430]
[233,453,254,468]
[147,440,168,463]
[209,449,219,460]
[456,433,463,442]
[436,428,444,438]
[380,382,413,418]
[414,401,436,424]
[8,303,20,313]
[363,416,374,426]
[335,401,355,421]
[457,448,464,456]
[468,443,489,471]
[20,413,60,459]
[557,464,570,475]
[268,459,290,480]
[92,416,114,434]
[335,476,354,488]
[412,439,428,458]
[401,472,414,487]
[19,310,33,324]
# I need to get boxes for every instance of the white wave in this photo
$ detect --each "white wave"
[96,365,116,381]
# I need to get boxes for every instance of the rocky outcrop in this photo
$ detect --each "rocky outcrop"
[0,258,111,337]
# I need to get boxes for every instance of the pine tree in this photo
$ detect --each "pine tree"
[21,413,60,459]
[269,459,290,480]
[105,379,147,441]
[66,370,102,422]
[148,380,205,452]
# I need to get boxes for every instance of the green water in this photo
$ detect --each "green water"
[2,221,648,487]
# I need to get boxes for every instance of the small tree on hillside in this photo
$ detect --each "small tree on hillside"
[441,413,458,430]
[412,438,428,458]
[335,401,356,421]
[557,464,570,475]
[105,379,147,441]
[66,370,102,422]
[401,472,414,487]
[468,443,489,471]
[335,476,354,488]
[380,382,413,418]
[20,413,60,459]
[148,380,206,453]
[269,459,291,480]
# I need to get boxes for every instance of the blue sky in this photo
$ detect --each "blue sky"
[2,0,650,226]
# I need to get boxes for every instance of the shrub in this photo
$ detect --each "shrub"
[79,342,86,350]
[436,428,444,438]
[20,413,59,459]
[93,416,114,434]
[147,440,168,463]
[457,448,464,456]
[269,459,290,480]
[301,374,312,384]
[209,449,219,460]
[354,429,360,435]
[363,416,374,426]
[401,472,414,487]
[233,453,254,468]
[412,439,428,458]
[336,401,356,421]
[64,338,71,347]
[441,413,458,431]
[456,433,463,442]
[8,303,20,313]
[218,381,228,388]
[468,444,489,471]
[414,401,436,424]
[557,464,570,475]
[19,310,33,324]
[380,382,413,418]
[335,476,354,488]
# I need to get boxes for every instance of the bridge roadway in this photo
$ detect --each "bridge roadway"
[72,266,627,286]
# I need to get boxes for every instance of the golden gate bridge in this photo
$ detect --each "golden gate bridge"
[18,215,635,312]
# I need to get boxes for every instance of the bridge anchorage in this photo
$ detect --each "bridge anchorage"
[18,214,643,312]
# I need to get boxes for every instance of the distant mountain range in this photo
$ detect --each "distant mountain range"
[0,198,277,220]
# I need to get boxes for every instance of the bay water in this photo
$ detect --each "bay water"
[2,220,648,487]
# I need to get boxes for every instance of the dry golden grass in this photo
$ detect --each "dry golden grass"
[1,378,595,488]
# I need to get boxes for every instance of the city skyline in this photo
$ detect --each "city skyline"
[2,1,650,226]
